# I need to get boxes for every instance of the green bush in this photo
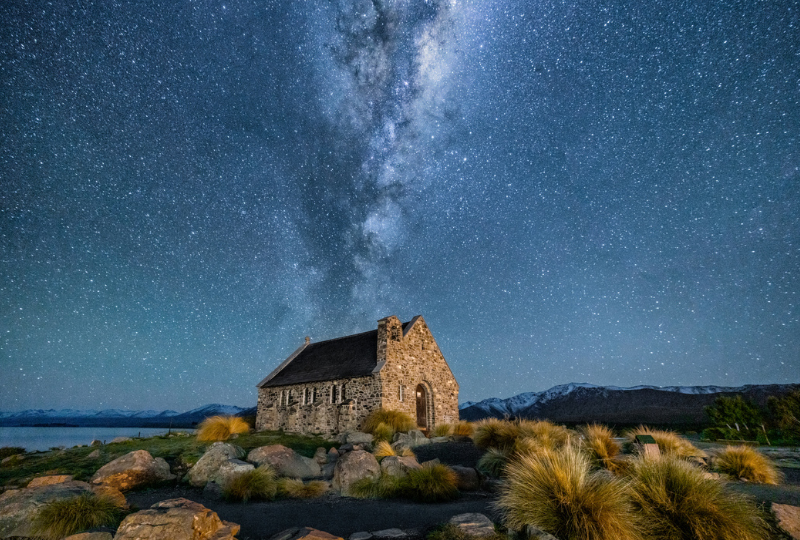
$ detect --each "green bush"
[373,422,395,443]
[0,447,25,460]
[31,493,123,540]
[477,448,510,477]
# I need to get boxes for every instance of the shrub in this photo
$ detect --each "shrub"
[625,426,705,459]
[362,409,416,434]
[497,445,642,540]
[374,441,397,458]
[580,424,621,471]
[629,455,768,540]
[373,422,395,443]
[473,419,521,451]
[517,420,572,450]
[223,466,278,502]
[453,421,474,437]
[196,415,251,442]
[350,473,402,499]
[477,448,511,477]
[714,445,782,485]
[31,493,123,540]
[278,478,329,498]
[433,424,453,437]
[0,447,25,460]
[400,463,459,502]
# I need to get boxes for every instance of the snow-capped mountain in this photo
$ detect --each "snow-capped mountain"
[0,404,248,427]
[459,382,800,425]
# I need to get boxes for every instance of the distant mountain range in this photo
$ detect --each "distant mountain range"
[0,404,257,428]
[458,382,800,426]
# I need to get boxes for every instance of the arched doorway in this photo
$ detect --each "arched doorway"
[415,384,428,431]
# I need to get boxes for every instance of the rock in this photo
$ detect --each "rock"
[114,498,240,540]
[63,533,114,540]
[87,449,101,459]
[449,513,496,538]
[0,480,93,538]
[91,485,127,508]
[380,456,422,478]
[269,527,344,540]
[321,462,336,480]
[339,443,355,453]
[525,526,559,540]
[90,450,175,491]
[314,447,330,464]
[247,444,321,479]
[188,442,246,487]
[450,466,480,491]
[393,430,430,449]
[350,533,373,540]
[90,439,103,447]
[28,475,73,488]
[333,450,380,495]
[372,529,416,540]
[430,437,450,444]
[328,448,340,460]
[213,458,255,487]
[110,437,133,444]
[421,458,440,467]
[1,455,23,465]
[773,503,800,539]
[203,481,224,500]
[346,432,374,445]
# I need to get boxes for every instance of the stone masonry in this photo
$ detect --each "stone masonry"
[255,315,459,436]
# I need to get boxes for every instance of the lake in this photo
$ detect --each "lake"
[0,426,192,452]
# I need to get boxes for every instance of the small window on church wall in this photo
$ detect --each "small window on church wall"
[304,388,309,405]
[331,385,337,404]
[310,387,316,404]
[391,327,400,341]
[279,391,283,407]
[341,383,347,402]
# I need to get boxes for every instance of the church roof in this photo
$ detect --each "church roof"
[257,318,418,388]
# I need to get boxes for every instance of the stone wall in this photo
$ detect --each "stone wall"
[377,316,460,430]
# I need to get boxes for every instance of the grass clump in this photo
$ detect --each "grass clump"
[223,466,278,502]
[629,455,768,540]
[31,493,123,540]
[196,415,251,442]
[277,478,329,498]
[350,473,403,499]
[625,426,705,459]
[372,422,395,443]
[497,444,642,540]
[401,463,459,502]
[477,448,511,477]
[473,419,522,451]
[374,441,415,459]
[714,445,782,485]
[362,409,416,434]
[580,424,621,471]
[433,424,453,437]
[452,421,475,437]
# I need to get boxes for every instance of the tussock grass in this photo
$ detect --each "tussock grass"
[453,421,475,437]
[433,424,453,437]
[196,415,251,442]
[714,445,782,485]
[625,426,705,459]
[31,493,123,540]
[372,422,395,443]
[517,420,572,450]
[362,409,416,434]
[374,441,415,459]
[223,466,278,502]
[473,419,522,451]
[278,478,329,498]
[629,455,768,540]
[497,444,642,540]
[350,473,403,499]
[351,463,458,502]
[478,448,511,477]
[580,424,621,471]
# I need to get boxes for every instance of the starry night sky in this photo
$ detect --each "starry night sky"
[1,0,798,411]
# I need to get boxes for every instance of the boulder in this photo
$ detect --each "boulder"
[91,485,128,508]
[321,462,336,480]
[247,444,320,479]
[449,514,495,538]
[90,450,175,491]
[430,437,450,444]
[450,466,481,491]
[213,458,255,487]
[333,450,380,495]
[350,533,373,540]
[314,447,329,465]
[28,475,73,488]
[371,529,418,540]
[328,448,340,460]
[87,449,101,459]
[392,430,430,452]
[63,533,114,540]
[90,439,103,447]
[345,432,374,445]
[269,527,344,540]
[380,456,422,478]
[114,498,240,540]
[0,480,93,538]
[110,437,133,444]
[525,526,559,540]
[773,503,800,540]
[188,442,246,487]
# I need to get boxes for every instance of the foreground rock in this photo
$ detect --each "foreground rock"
[64,533,113,540]
[0,481,93,538]
[773,503,800,540]
[380,456,422,478]
[391,431,430,453]
[248,444,321,479]
[450,466,481,491]
[91,450,175,491]
[28,474,73,487]
[449,514,495,538]
[214,459,255,487]
[114,498,240,540]
[188,443,246,487]
[333,450,380,495]
[270,527,344,540]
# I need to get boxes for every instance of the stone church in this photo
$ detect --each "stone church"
[255,315,459,436]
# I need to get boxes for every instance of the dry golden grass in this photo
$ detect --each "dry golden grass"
[477,447,510,477]
[580,424,621,471]
[625,425,705,459]
[452,421,474,437]
[223,466,278,502]
[714,445,782,485]
[473,418,522,450]
[517,420,572,448]
[374,440,414,459]
[497,444,642,540]
[277,478,329,498]
[401,463,459,502]
[372,422,395,443]
[196,415,251,442]
[31,493,123,540]
[629,455,768,540]
[362,409,416,434]
[433,424,453,437]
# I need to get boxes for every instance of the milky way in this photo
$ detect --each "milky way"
[1,0,798,410]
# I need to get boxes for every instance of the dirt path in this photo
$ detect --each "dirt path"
[126,487,499,540]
